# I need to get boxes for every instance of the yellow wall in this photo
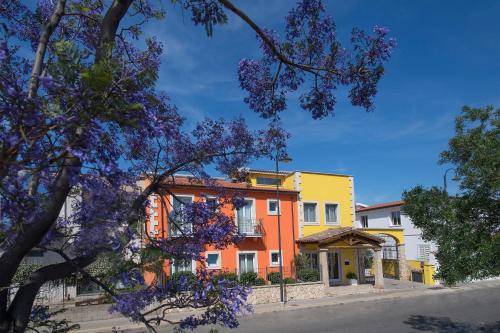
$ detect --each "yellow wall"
[358,228,405,245]
[247,172,288,187]
[286,172,354,235]
[407,260,436,285]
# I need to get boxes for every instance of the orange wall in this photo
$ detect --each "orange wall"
[145,186,299,282]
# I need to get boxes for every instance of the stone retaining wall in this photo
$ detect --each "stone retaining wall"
[247,282,325,304]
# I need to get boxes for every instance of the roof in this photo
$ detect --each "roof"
[163,176,299,194]
[247,169,352,177]
[356,200,405,212]
[297,227,384,245]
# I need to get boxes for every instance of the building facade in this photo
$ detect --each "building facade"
[247,170,386,288]
[144,176,299,284]
[355,201,438,285]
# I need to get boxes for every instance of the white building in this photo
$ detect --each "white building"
[354,200,439,285]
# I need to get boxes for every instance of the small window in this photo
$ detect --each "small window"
[303,203,317,223]
[325,203,339,224]
[360,215,368,228]
[267,199,279,215]
[256,177,281,186]
[206,253,220,269]
[269,251,281,266]
[206,197,217,210]
[391,211,401,226]
[417,244,431,261]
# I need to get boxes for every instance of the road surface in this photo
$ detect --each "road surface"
[188,285,500,333]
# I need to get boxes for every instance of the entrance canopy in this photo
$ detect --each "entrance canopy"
[297,227,384,248]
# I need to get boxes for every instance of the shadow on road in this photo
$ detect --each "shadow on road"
[404,315,500,332]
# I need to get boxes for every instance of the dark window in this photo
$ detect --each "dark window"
[256,177,281,186]
[391,211,401,226]
[360,215,368,228]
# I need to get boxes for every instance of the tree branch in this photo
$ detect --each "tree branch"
[28,0,67,98]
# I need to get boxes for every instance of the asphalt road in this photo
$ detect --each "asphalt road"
[190,286,500,333]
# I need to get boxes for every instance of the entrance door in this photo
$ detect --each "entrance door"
[327,251,342,285]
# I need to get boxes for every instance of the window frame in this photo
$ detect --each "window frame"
[236,251,258,274]
[170,257,196,274]
[234,197,257,231]
[205,251,222,269]
[303,201,319,225]
[417,244,431,261]
[360,215,369,228]
[169,194,195,237]
[324,202,340,225]
[267,199,281,215]
[255,177,281,186]
[390,211,402,226]
[269,250,283,267]
[302,251,319,269]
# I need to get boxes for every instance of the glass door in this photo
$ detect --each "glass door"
[237,200,254,234]
[327,251,342,285]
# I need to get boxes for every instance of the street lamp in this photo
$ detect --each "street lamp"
[275,151,292,304]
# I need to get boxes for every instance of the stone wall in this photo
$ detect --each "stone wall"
[247,282,325,304]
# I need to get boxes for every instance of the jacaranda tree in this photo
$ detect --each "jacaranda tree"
[0,0,395,331]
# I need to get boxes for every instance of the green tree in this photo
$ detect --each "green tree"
[403,106,499,285]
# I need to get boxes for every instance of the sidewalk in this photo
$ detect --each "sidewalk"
[73,279,500,333]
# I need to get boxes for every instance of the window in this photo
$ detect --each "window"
[417,244,431,261]
[238,253,256,274]
[325,203,339,224]
[304,252,319,269]
[236,199,256,234]
[206,252,221,269]
[303,203,317,223]
[256,177,281,186]
[391,211,401,226]
[170,195,193,236]
[267,199,280,215]
[171,258,193,273]
[206,198,217,208]
[269,251,282,266]
[360,215,369,228]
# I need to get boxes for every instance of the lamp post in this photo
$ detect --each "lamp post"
[275,150,292,304]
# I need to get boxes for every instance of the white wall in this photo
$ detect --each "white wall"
[355,205,438,266]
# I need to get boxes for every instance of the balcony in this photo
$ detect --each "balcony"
[237,218,263,237]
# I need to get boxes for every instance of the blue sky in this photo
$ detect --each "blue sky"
[146,0,500,204]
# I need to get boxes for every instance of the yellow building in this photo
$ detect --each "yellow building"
[248,170,386,288]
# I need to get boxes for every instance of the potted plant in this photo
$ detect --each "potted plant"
[346,272,358,285]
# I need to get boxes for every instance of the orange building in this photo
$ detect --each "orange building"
[144,176,299,283]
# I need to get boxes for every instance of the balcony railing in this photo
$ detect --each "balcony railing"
[237,218,262,237]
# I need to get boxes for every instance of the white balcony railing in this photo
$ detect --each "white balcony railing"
[238,218,262,237]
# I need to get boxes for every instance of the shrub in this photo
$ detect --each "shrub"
[346,272,358,280]
[213,272,238,285]
[239,272,258,286]
[283,277,296,284]
[168,271,196,291]
[297,268,320,282]
[254,277,266,286]
[267,272,282,284]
